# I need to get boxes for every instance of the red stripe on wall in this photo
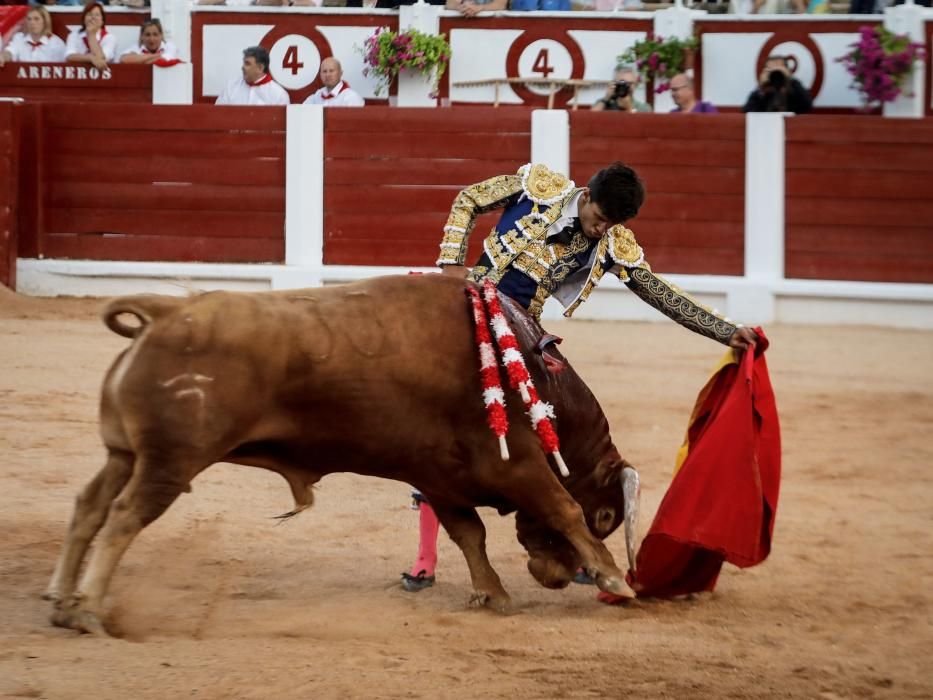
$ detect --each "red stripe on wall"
[322,107,531,267]
[26,103,286,263]
[571,112,746,276]
[0,103,20,288]
[786,116,933,283]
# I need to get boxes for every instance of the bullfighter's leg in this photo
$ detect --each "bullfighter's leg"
[44,448,134,603]
[429,504,511,613]
[52,452,192,635]
[498,468,635,600]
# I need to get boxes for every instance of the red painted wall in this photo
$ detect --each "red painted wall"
[19,103,286,263]
[785,116,933,284]
[0,102,20,289]
[322,107,531,267]
[570,112,746,276]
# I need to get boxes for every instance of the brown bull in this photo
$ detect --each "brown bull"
[45,274,640,635]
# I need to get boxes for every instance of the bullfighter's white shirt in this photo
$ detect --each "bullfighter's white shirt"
[215,74,290,106]
[304,81,364,107]
[119,40,178,61]
[65,28,118,63]
[3,33,67,63]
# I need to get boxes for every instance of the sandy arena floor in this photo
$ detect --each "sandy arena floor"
[0,286,930,699]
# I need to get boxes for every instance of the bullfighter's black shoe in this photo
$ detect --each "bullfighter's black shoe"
[401,570,436,592]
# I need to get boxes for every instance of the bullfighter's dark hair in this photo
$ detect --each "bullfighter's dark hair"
[243,46,271,74]
[80,2,107,30]
[587,161,645,225]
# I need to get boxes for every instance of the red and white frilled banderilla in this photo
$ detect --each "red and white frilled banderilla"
[468,280,569,477]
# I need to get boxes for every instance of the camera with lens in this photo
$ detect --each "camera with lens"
[766,70,787,90]
[612,79,631,99]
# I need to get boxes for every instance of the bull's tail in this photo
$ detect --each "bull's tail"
[621,464,640,574]
[102,295,187,338]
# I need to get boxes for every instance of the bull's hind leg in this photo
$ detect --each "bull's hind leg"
[44,448,134,603]
[52,452,194,635]
[429,504,512,613]
[497,460,635,600]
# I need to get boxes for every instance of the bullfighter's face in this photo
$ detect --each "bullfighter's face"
[578,190,613,240]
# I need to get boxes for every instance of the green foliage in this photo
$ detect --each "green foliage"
[618,34,699,94]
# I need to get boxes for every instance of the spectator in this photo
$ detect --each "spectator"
[0,6,66,66]
[742,55,812,114]
[303,57,364,107]
[592,64,652,113]
[345,0,400,6]
[669,72,718,113]
[65,2,117,70]
[216,46,290,106]
[119,19,178,64]
[446,0,507,17]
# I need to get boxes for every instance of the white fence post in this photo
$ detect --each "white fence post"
[396,2,442,107]
[737,112,786,323]
[531,110,569,175]
[152,63,193,105]
[883,1,926,119]
[273,103,324,290]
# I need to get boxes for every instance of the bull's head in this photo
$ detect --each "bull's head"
[517,458,640,589]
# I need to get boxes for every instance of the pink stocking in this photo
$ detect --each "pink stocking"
[409,503,440,577]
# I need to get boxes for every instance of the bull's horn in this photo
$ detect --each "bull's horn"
[621,466,640,574]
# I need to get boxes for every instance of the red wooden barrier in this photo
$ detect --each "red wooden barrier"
[785,116,933,284]
[322,107,532,266]
[0,102,20,289]
[570,112,746,276]
[20,103,286,263]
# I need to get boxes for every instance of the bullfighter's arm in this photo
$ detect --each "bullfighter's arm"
[603,225,739,346]
[437,174,523,266]
[623,267,739,346]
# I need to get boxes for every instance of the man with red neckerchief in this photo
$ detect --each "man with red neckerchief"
[216,46,290,106]
[304,57,364,108]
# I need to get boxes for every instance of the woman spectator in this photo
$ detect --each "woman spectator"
[0,7,67,67]
[119,19,178,64]
[65,2,117,71]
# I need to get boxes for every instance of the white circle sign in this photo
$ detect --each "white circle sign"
[269,35,320,91]
[517,39,573,96]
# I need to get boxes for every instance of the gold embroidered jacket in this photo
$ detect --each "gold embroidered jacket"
[437,163,739,345]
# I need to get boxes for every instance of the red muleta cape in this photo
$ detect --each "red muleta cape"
[606,328,781,601]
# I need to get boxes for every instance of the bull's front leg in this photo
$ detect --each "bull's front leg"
[429,504,512,613]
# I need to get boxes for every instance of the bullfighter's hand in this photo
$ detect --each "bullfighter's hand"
[441,264,469,278]
[728,326,758,350]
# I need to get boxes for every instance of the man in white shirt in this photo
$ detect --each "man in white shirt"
[216,46,289,106]
[303,57,364,107]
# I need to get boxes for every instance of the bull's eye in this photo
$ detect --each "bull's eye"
[594,507,616,534]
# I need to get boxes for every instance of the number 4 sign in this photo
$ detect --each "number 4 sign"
[269,34,321,91]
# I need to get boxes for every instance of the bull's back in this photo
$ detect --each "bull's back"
[102,276,482,455]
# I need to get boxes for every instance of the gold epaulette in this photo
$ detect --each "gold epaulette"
[518,163,576,208]
[607,225,646,268]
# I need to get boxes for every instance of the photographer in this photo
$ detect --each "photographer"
[592,66,652,113]
[742,55,813,114]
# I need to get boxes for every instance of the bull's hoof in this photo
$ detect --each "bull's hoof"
[468,590,513,614]
[50,602,109,636]
[41,589,62,602]
[595,574,636,600]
